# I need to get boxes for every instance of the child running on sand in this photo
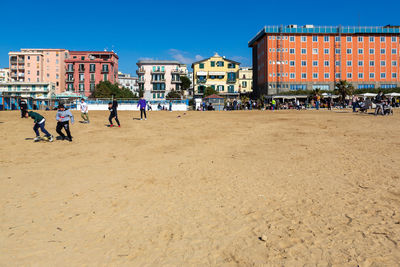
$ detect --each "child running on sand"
[108,100,120,127]
[26,111,54,142]
[80,98,89,123]
[56,104,74,142]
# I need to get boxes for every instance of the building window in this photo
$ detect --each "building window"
[324,73,329,79]
[335,48,341,54]
[335,73,341,79]
[369,49,375,54]
[392,36,397,42]
[358,36,363,42]
[289,36,295,42]
[324,60,329,66]
[358,48,363,54]
[369,36,375,42]
[241,81,247,88]
[199,63,204,69]
[324,36,329,42]
[301,48,306,54]
[380,36,385,42]
[312,48,318,54]
[227,63,236,68]
[290,73,295,79]
[90,73,95,81]
[381,60,386,66]
[347,36,352,42]
[380,49,386,54]
[391,49,397,54]
[312,73,318,79]
[289,61,295,66]
[301,36,306,42]
[347,73,352,79]
[347,48,352,54]
[37,71,40,76]
[358,73,364,79]
[347,61,352,66]
[358,60,364,66]
[81,56,85,60]
[312,61,318,66]
[289,48,295,54]
[312,36,318,42]
[369,73,375,79]
[37,56,40,61]
[90,64,95,72]
[335,61,340,66]
[335,36,340,42]
[90,83,95,91]
[79,83,84,91]
[324,48,329,54]
[381,73,386,79]
[216,61,224,67]
[210,61,215,67]
[103,74,108,81]
[102,64,109,72]
[369,61,375,66]
[301,60,307,66]
[392,73,397,78]
[392,61,397,67]
[301,73,306,79]
[79,73,84,81]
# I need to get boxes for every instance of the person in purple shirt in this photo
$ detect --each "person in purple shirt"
[137,97,147,120]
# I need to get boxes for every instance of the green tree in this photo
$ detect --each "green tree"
[334,80,354,105]
[166,90,182,99]
[90,81,134,99]
[204,86,218,97]
[180,76,191,91]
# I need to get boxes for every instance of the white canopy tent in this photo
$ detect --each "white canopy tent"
[358,93,377,98]
[385,92,400,97]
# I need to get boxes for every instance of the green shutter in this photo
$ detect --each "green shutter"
[211,61,215,67]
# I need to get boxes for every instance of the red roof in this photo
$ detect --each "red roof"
[204,94,224,99]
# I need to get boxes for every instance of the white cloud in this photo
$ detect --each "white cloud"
[168,49,203,65]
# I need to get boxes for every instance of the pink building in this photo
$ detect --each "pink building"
[9,49,68,94]
[65,51,119,97]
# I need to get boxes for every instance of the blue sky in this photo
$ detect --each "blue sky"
[0,0,399,75]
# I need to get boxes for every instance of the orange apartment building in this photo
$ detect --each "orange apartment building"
[249,25,400,96]
[9,49,69,94]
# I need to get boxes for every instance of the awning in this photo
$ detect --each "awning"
[196,71,207,76]
[209,72,225,76]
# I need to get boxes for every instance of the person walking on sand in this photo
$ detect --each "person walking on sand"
[108,101,120,127]
[137,97,147,120]
[80,98,89,123]
[26,111,54,142]
[56,104,74,142]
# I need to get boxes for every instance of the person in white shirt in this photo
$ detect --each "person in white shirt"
[80,98,89,123]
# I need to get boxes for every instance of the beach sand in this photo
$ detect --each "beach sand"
[0,110,399,266]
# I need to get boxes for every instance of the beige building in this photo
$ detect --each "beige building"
[192,53,240,98]
[0,81,55,99]
[0,68,10,83]
[9,49,69,93]
[238,67,253,94]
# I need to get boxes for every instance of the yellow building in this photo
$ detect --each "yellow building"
[192,53,240,98]
[238,67,253,94]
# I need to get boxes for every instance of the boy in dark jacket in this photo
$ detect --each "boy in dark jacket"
[26,111,54,142]
[108,101,120,127]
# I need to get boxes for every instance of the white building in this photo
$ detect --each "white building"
[0,68,10,83]
[238,67,253,94]
[118,72,139,94]
[136,60,187,100]
[0,82,55,99]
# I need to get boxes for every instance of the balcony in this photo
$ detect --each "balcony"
[151,79,166,83]
[18,60,25,63]
[11,65,17,70]
[171,69,181,74]
[137,68,145,74]
[89,68,95,73]
[171,79,181,83]
[78,68,85,72]
[151,69,165,74]
[19,66,25,70]
[227,79,236,83]
[101,68,109,73]
[66,78,74,82]
[197,79,207,84]
[66,68,74,73]
[137,79,145,83]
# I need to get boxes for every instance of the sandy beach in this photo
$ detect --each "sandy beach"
[0,109,399,266]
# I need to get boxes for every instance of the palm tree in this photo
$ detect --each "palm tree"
[334,80,354,107]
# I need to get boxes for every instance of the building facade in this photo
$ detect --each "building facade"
[0,82,55,99]
[65,51,119,97]
[249,25,400,96]
[136,60,187,100]
[8,49,68,94]
[0,68,10,83]
[118,72,139,94]
[192,53,240,98]
[238,67,253,94]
